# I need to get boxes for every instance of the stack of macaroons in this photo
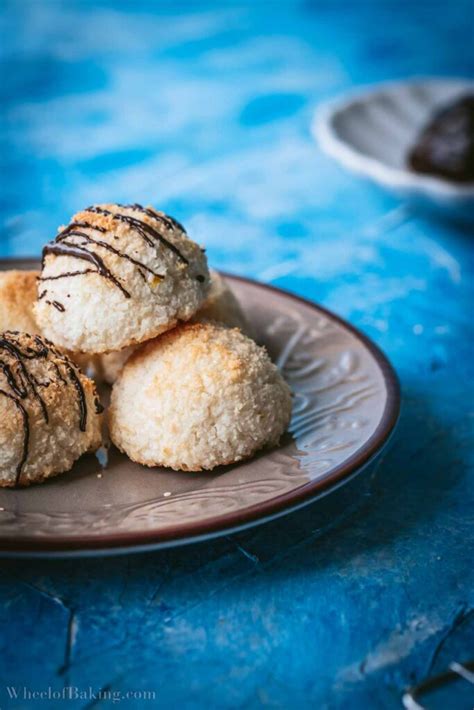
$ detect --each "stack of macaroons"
[0,203,291,486]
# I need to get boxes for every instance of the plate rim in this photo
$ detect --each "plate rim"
[313,76,474,201]
[0,261,401,555]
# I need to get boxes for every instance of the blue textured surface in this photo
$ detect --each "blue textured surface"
[1,1,473,708]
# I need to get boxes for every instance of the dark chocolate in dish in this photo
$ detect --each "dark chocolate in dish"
[407,95,474,183]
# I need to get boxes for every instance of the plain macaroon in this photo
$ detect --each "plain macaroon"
[194,270,249,332]
[108,322,292,471]
[0,270,39,334]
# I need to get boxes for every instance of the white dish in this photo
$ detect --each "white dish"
[314,78,474,219]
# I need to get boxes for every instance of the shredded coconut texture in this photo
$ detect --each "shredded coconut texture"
[109,322,292,471]
[0,332,102,487]
[34,204,210,353]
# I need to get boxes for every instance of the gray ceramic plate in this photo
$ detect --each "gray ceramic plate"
[314,78,474,220]
[0,260,399,557]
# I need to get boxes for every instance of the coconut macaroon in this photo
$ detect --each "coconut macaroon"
[98,270,249,385]
[0,270,39,334]
[109,322,292,471]
[0,331,103,487]
[194,270,248,332]
[34,203,210,354]
[97,346,136,386]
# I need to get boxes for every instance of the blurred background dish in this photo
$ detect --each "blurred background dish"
[314,78,474,220]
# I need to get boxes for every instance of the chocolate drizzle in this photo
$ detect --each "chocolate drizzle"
[85,205,188,263]
[46,300,65,312]
[39,268,97,283]
[118,203,186,234]
[64,361,88,431]
[0,335,50,422]
[42,241,132,299]
[0,389,29,485]
[0,332,91,486]
[57,228,165,280]
[41,204,188,299]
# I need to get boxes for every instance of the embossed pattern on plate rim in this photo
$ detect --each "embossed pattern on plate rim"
[0,260,400,556]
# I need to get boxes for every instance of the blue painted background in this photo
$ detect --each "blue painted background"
[0,1,473,708]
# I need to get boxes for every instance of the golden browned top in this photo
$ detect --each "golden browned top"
[128,321,274,388]
[0,270,39,334]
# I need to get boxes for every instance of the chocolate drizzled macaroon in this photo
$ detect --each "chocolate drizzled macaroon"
[34,204,210,353]
[0,331,103,487]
